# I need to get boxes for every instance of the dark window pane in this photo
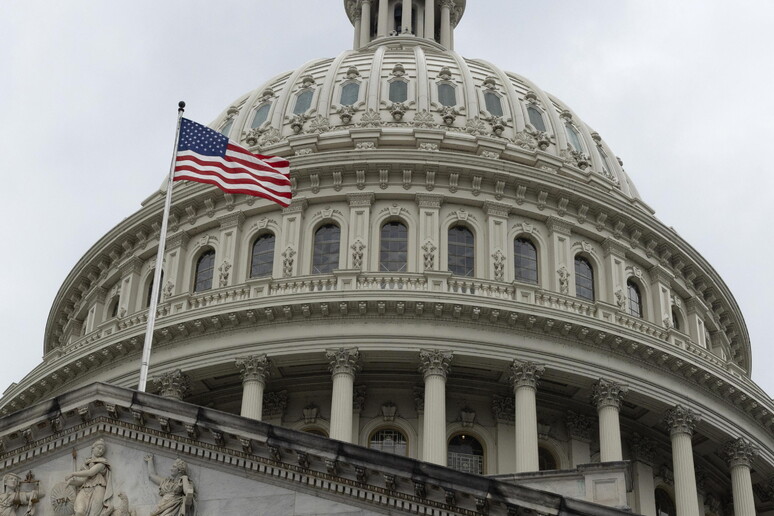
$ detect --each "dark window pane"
[146,270,164,307]
[527,106,546,132]
[380,222,408,272]
[369,429,407,456]
[340,82,359,106]
[672,308,681,330]
[251,104,270,129]
[250,233,275,278]
[597,145,611,176]
[565,123,583,151]
[574,256,594,301]
[448,434,483,474]
[220,119,233,137]
[438,83,456,106]
[294,90,313,114]
[195,250,216,292]
[389,80,408,103]
[313,224,340,274]
[484,92,503,117]
[448,226,474,277]
[514,238,538,284]
[627,280,642,318]
[538,447,557,471]
[655,488,676,516]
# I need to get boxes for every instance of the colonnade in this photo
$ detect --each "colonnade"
[351,0,457,50]
[154,352,761,516]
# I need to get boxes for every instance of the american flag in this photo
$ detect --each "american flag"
[174,118,292,207]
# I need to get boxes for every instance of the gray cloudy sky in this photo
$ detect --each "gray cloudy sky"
[1,1,772,400]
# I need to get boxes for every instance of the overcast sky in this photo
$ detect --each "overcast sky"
[1,1,772,400]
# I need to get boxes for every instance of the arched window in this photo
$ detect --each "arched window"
[194,249,216,292]
[220,119,233,137]
[527,106,546,132]
[627,279,642,318]
[145,270,164,307]
[565,123,583,151]
[514,238,538,284]
[597,145,611,177]
[655,488,676,516]
[369,428,407,455]
[671,308,681,331]
[484,92,503,117]
[293,90,313,114]
[448,226,474,277]
[574,256,594,301]
[438,83,456,106]
[250,233,275,278]
[538,447,558,471]
[108,297,120,319]
[312,224,340,274]
[380,222,408,272]
[447,434,483,474]
[389,80,408,103]
[251,104,270,129]
[340,82,359,106]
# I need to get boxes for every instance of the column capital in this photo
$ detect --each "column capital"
[565,411,594,441]
[591,378,628,410]
[152,369,191,401]
[347,192,375,207]
[415,193,444,209]
[664,404,701,437]
[235,354,271,384]
[440,0,455,8]
[326,347,361,377]
[418,349,453,379]
[509,360,545,390]
[723,437,758,469]
[629,432,658,466]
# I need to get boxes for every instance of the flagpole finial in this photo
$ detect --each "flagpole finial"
[178,101,186,112]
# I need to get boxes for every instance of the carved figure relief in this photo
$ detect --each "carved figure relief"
[492,250,505,281]
[144,456,195,516]
[614,288,626,310]
[351,240,366,270]
[63,439,113,516]
[557,265,570,295]
[282,247,296,278]
[1,472,40,516]
[422,241,437,270]
[218,260,231,288]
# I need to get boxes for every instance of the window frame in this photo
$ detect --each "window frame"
[249,232,276,278]
[483,91,504,117]
[627,279,643,318]
[312,223,341,275]
[194,249,216,293]
[250,102,271,129]
[526,105,547,133]
[574,255,595,301]
[379,220,408,273]
[447,225,475,277]
[514,237,538,284]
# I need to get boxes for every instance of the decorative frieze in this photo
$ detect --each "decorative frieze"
[509,360,545,390]
[326,347,361,377]
[629,433,657,465]
[263,390,288,418]
[152,369,191,401]
[723,437,758,469]
[663,405,700,437]
[565,411,594,441]
[492,395,514,423]
[353,384,367,412]
[591,379,628,410]
[418,349,453,379]
[235,354,271,384]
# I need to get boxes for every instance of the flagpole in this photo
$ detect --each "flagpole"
[138,101,186,392]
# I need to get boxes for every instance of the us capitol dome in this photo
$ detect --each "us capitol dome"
[1,2,772,515]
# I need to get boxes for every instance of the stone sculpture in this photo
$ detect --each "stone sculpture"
[144,456,195,516]
[64,439,113,516]
[0,472,39,516]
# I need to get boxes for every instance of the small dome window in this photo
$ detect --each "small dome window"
[389,80,408,103]
[312,224,341,274]
[484,92,503,117]
[514,238,538,284]
[627,279,642,318]
[251,104,271,129]
[220,119,233,137]
[448,226,474,277]
[565,123,583,151]
[438,83,456,107]
[293,90,313,114]
[527,106,546,132]
[574,256,594,301]
[340,82,360,106]
[194,249,216,292]
[250,233,276,278]
[380,221,408,272]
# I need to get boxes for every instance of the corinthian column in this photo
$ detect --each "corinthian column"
[591,379,628,462]
[152,369,190,401]
[401,0,412,34]
[424,0,435,41]
[235,355,271,420]
[723,438,758,516]
[664,405,701,516]
[439,0,453,48]
[419,349,452,465]
[377,0,389,37]
[327,348,361,442]
[510,360,544,472]
[360,0,372,48]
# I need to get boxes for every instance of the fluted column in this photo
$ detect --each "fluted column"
[424,0,435,41]
[152,369,191,401]
[723,438,758,516]
[401,0,412,33]
[235,355,271,420]
[377,0,389,37]
[591,379,628,462]
[440,0,452,48]
[664,405,701,516]
[352,12,362,50]
[327,348,360,442]
[419,349,452,465]
[510,360,544,472]
[360,0,372,48]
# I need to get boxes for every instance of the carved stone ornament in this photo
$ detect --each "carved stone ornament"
[389,102,409,121]
[235,354,271,384]
[422,241,437,270]
[263,390,288,418]
[723,437,759,469]
[492,395,514,423]
[326,347,361,377]
[509,360,545,390]
[144,455,195,516]
[557,265,570,295]
[438,66,453,81]
[460,407,476,428]
[512,130,538,150]
[3,471,40,513]
[465,116,489,135]
[413,386,425,413]
[162,280,175,300]
[307,114,331,134]
[440,105,459,126]
[381,402,398,422]
[353,384,367,412]
[281,246,295,277]
[59,439,115,514]
[218,259,231,287]
[565,411,594,440]
[412,109,436,128]
[152,369,191,400]
[345,66,360,79]
[629,433,657,465]
[300,74,315,88]
[492,250,506,281]
[358,108,383,127]
[488,116,507,137]
[351,240,366,269]
[591,379,628,410]
[418,349,453,379]
[303,404,319,424]
[663,405,701,437]
[337,104,356,125]
[289,113,309,134]
[391,63,406,77]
